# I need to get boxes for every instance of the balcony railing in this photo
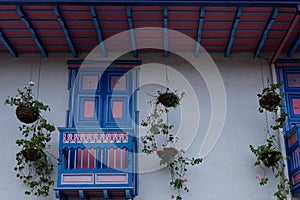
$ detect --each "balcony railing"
[55,128,137,200]
[285,124,300,196]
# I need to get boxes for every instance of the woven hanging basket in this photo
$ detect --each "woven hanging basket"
[16,106,39,124]
[21,148,41,162]
[260,151,281,167]
[157,92,180,108]
[259,92,281,111]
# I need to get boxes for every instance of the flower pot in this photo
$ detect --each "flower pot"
[157,92,180,108]
[259,92,281,112]
[21,148,42,162]
[16,106,39,124]
[157,147,179,163]
[260,151,281,167]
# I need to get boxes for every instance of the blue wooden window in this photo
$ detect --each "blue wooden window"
[277,62,300,197]
[55,60,140,200]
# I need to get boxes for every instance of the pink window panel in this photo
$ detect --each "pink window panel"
[112,101,123,118]
[293,99,300,114]
[115,148,121,169]
[121,148,127,169]
[76,148,95,169]
[82,75,99,90]
[84,101,95,118]
[111,75,126,91]
[109,148,114,169]
[287,74,300,88]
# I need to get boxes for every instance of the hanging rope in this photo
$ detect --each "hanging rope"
[165,56,169,89]
[36,54,42,100]
[29,57,34,82]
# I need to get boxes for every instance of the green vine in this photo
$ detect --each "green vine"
[250,82,290,200]
[141,90,202,200]
[5,82,56,197]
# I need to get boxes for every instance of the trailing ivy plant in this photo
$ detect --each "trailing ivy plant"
[5,83,56,197]
[249,82,290,200]
[141,90,202,200]
[5,82,50,123]
[15,116,55,197]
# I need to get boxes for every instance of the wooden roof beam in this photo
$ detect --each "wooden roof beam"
[225,6,242,57]
[126,6,138,58]
[53,5,78,58]
[254,7,278,59]
[195,6,205,57]
[0,28,17,57]
[17,5,47,57]
[271,5,300,64]
[90,5,107,57]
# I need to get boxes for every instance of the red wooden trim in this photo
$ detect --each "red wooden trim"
[271,14,300,64]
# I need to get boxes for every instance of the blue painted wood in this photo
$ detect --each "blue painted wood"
[79,189,89,200]
[0,28,17,57]
[103,189,111,200]
[288,30,300,57]
[126,189,132,199]
[254,7,278,59]
[53,5,78,58]
[55,190,67,200]
[0,0,299,6]
[16,5,47,58]
[195,6,204,57]
[56,60,140,198]
[90,5,107,57]
[225,6,242,57]
[277,66,300,196]
[126,6,138,57]
[285,125,300,196]
[164,6,168,57]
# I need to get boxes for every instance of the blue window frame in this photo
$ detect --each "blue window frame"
[277,62,300,197]
[55,60,141,200]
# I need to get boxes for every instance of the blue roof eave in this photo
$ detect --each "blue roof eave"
[0,0,299,6]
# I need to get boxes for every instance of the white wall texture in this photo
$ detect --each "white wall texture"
[0,52,297,200]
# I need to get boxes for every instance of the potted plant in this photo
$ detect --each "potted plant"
[5,82,56,197]
[249,83,290,200]
[250,136,282,168]
[151,88,185,109]
[157,147,179,165]
[258,82,283,113]
[5,81,49,124]
[14,112,55,197]
[141,89,202,200]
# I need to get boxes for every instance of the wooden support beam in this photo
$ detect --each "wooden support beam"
[17,5,47,57]
[288,5,300,57]
[163,6,168,57]
[126,189,133,199]
[126,6,138,57]
[0,28,17,57]
[103,189,111,200]
[53,5,78,58]
[195,6,205,57]
[55,190,67,200]
[225,6,242,57]
[90,5,107,57]
[254,7,278,58]
[271,13,300,64]
[79,189,89,200]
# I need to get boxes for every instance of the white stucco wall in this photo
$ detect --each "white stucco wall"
[0,52,295,200]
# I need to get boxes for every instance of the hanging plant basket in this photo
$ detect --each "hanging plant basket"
[260,150,281,167]
[258,92,281,112]
[21,148,43,162]
[157,91,180,108]
[16,106,39,124]
[157,147,179,164]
